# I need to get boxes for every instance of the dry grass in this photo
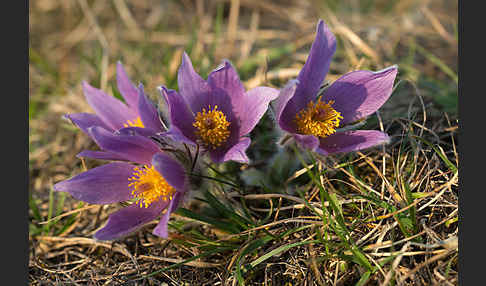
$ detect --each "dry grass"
[29,0,458,285]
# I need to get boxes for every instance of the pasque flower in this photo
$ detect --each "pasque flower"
[160,53,279,163]
[274,19,398,155]
[53,127,187,240]
[65,62,165,160]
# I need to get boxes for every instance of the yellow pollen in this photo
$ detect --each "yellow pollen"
[128,165,176,208]
[192,105,231,149]
[294,99,343,138]
[123,117,144,128]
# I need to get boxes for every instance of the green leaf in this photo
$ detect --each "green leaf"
[396,215,413,236]
[445,217,458,228]
[175,207,241,234]
[249,240,320,268]
[403,181,418,235]
[111,84,125,102]
[411,192,430,199]
[203,190,254,230]
[235,235,275,284]
[29,193,42,222]
[43,188,55,235]
[350,245,373,271]
[355,271,371,286]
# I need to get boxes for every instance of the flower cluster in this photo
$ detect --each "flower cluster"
[54,19,398,241]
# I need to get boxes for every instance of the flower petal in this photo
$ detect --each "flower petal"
[207,60,246,102]
[151,152,187,190]
[152,191,182,238]
[64,113,112,134]
[283,20,337,120]
[88,126,160,165]
[316,130,390,155]
[76,150,128,161]
[93,200,168,241]
[178,54,234,118]
[274,80,299,133]
[194,61,241,120]
[116,62,139,109]
[82,81,137,130]
[296,20,337,106]
[201,86,236,125]
[137,83,165,132]
[293,134,320,151]
[117,126,158,138]
[231,86,279,136]
[163,129,196,145]
[53,162,135,204]
[159,86,197,143]
[177,52,211,113]
[322,66,398,125]
[209,137,251,164]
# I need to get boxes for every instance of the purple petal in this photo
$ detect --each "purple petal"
[53,162,135,204]
[88,126,160,165]
[274,80,299,133]
[296,20,337,106]
[316,130,390,155]
[293,134,320,151]
[283,20,337,121]
[151,152,187,190]
[64,113,112,134]
[152,191,182,238]
[94,199,169,241]
[210,116,242,158]
[209,137,251,164]
[82,81,138,130]
[207,60,246,102]
[231,86,279,136]
[163,129,197,146]
[202,86,236,124]
[177,53,235,118]
[117,126,158,138]
[116,62,139,109]
[150,132,185,149]
[76,150,128,162]
[177,52,211,112]
[137,83,165,132]
[160,86,197,143]
[169,189,185,211]
[322,66,398,125]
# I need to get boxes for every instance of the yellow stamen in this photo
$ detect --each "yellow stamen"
[128,165,176,208]
[192,105,231,149]
[294,99,343,138]
[124,117,144,128]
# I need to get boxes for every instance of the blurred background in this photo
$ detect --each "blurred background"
[29,0,457,283]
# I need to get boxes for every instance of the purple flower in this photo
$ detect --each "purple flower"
[274,20,397,155]
[160,53,279,164]
[53,127,188,240]
[65,62,165,161]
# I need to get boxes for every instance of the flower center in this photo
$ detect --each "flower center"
[192,105,231,149]
[128,165,176,208]
[294,99,343,138]
[124,117,144,128]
